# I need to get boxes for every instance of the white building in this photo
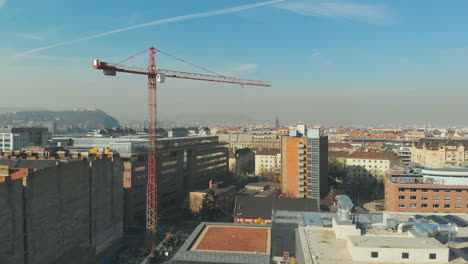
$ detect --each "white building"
[0,130,29,151]
[255,149,281,176]
[284,195,463,264]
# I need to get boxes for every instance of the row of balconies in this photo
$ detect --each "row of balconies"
[297,149,306,154]
[298,167,306,173]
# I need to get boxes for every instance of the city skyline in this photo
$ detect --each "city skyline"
[2,0,468,125]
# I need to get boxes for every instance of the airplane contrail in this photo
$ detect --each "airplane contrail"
[14,0,285,57]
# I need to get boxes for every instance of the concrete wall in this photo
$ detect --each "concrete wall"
[0,156,124,264]
[346,238,449,263]
[90,157,124,256]
[332,218,361,239]
[24,161,92,264]
[295,226,313,264]
[0,178,24,264]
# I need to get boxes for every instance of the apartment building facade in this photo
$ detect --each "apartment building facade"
[412,138,468,168]
[281,126,328,199]
[217,133,282,150]
[346,151,401,180]
[385,165,468,213]
[254,148,281,176]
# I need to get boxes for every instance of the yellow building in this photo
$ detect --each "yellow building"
[189,182,237,213]
[254,149,281,176]
[217,133,282,150]
[412,138,468,168]
[345,151,401,180]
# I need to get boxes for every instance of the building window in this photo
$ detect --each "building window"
[371,252,378,258]
[421,189,428,193]
[444,196,451,201]
[456,196,461,201]
[456,189,462,193]
[422,204,428,208]
[433,189,439,193]
[445,189,451,193]
[402,252,409,259]
[134,166,146,172]
[456,204,462,209]
[422,196,428,200]
[429,253,436,260]
[433,204,439,208]
[410,203,416,208]
[410,188,417,192]
[433,196,439,201]
[410,196,417,200]
[398,204,405,208]
[399,195,405,200]
[399,188,405,192]
[444,204,450,209]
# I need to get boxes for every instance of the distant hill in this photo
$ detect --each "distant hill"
[0,109,120,131]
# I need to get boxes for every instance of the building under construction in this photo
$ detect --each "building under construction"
[0,149,124,264]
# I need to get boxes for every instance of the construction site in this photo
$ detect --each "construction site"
[0,47,270,264]
[90,47,270,263]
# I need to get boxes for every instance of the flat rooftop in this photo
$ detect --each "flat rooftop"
[349,236,446,249]
[192,225,270,254]
[301,227,353,264]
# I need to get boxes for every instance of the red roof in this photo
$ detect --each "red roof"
[329,143,352,148]
[348,151,400,160]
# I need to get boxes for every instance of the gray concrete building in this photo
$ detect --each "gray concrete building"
[63,135,229,227]
[0,126,51,151]
[0,151,123,264]
[0,126,29,151]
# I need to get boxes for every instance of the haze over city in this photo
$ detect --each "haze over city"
[2,0,468,126]
[3,1,468,264]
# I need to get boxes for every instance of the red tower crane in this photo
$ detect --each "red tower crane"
[92,47,270,247]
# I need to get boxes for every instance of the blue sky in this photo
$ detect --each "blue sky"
[2,0,468,126]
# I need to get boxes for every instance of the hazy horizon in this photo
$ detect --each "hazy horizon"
[2,0,468,126]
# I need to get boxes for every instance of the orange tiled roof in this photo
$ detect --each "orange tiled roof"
[348,151,400,160]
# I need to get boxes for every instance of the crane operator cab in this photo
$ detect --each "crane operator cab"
[157,74,166,83]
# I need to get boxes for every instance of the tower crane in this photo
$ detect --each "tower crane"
[92,47,270,248]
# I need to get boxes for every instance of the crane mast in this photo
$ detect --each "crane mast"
[146,47,158,236]
[92,47,270,249]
